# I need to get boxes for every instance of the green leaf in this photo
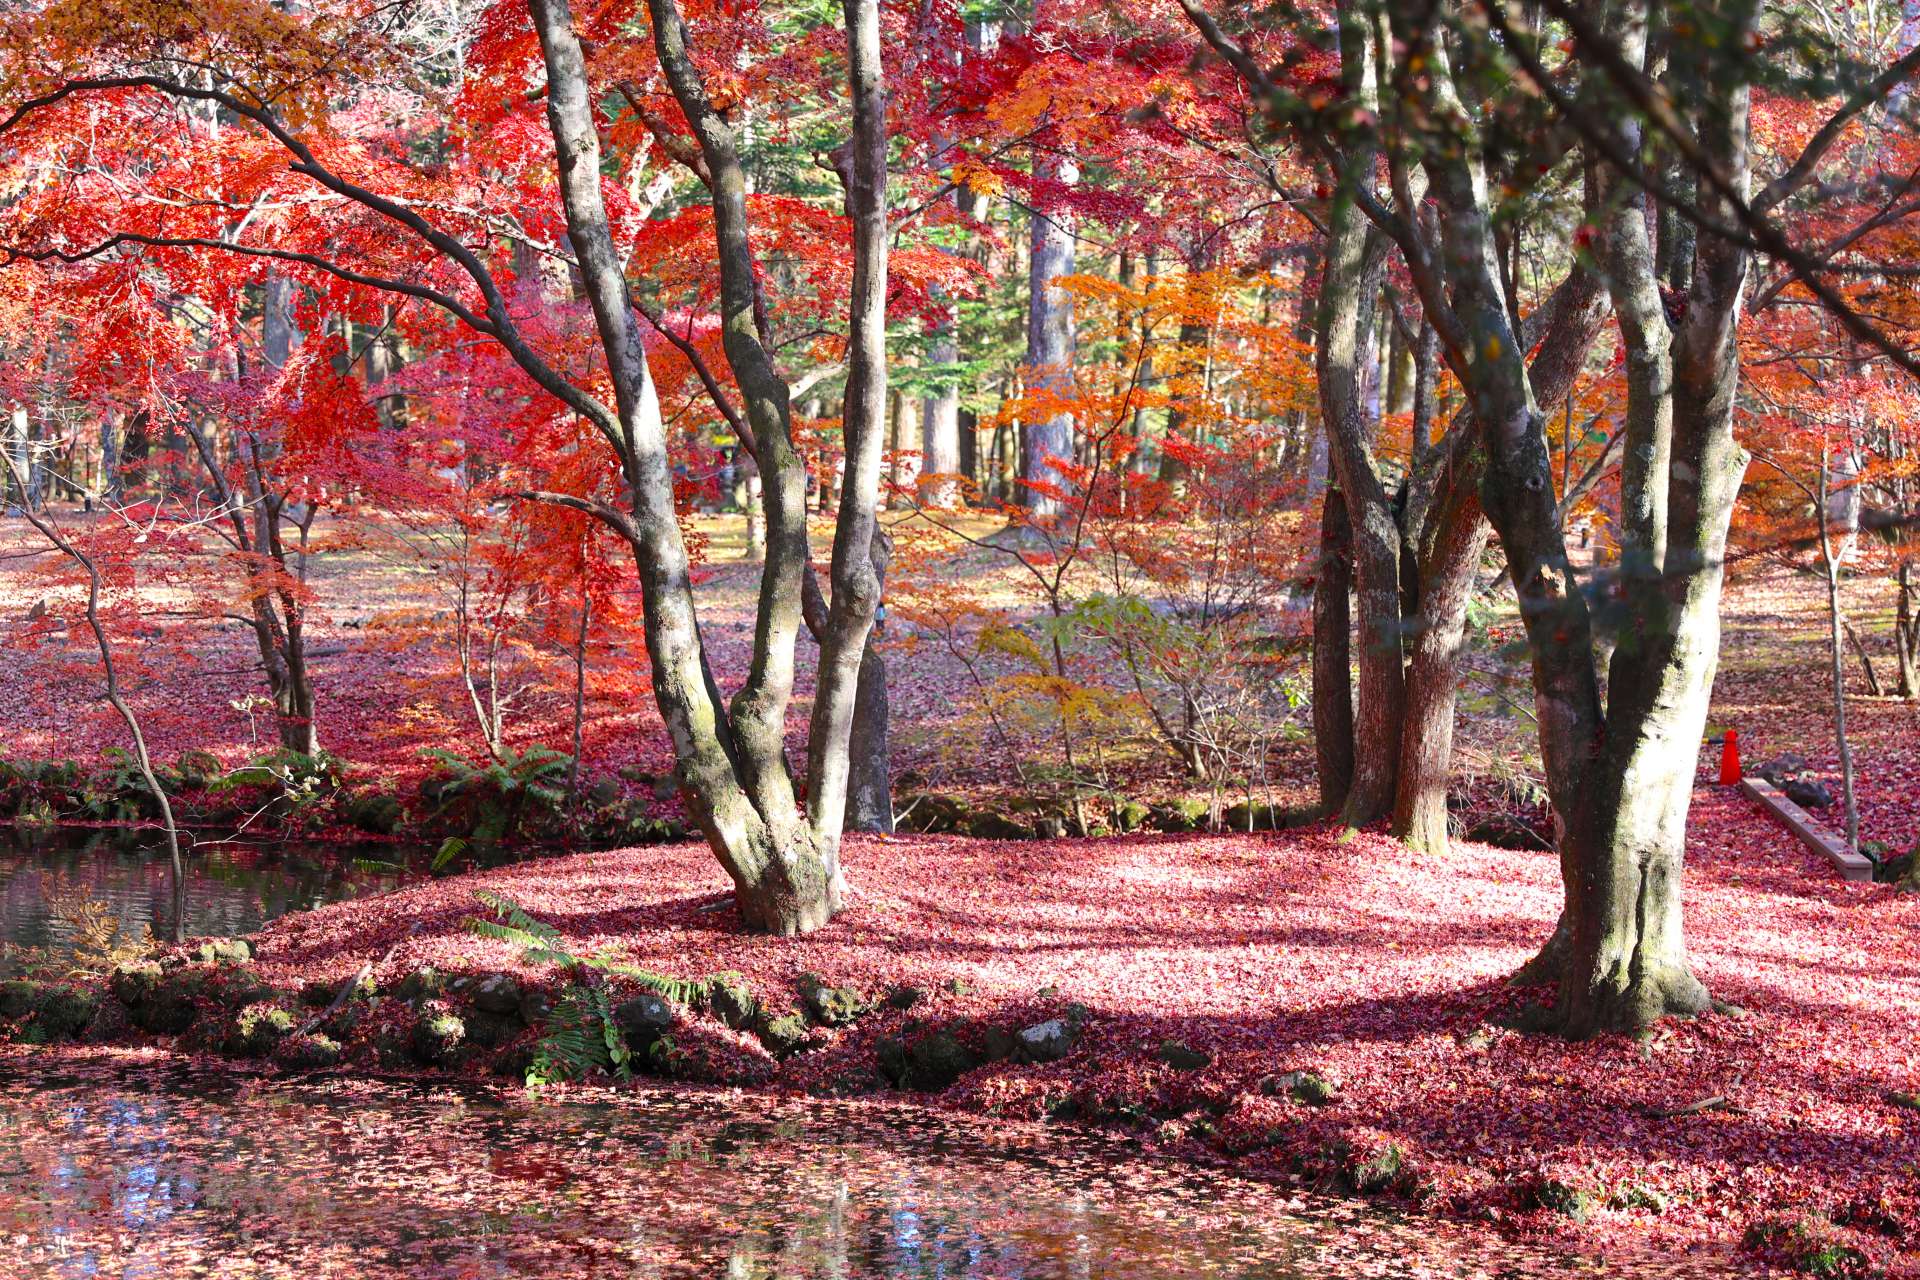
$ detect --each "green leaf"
[430,836,467,872]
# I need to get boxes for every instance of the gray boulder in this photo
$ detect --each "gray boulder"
[1016,1018,1077,1063]
[613,993,675,1049]
[471,974,523,1017]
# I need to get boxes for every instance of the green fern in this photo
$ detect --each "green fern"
[467,891,706,1003]
[527,984,632,1087]
[465,892,707,1089]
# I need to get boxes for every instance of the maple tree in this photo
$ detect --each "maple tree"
[0,0,914,933]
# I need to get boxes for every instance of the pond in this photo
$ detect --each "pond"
[0,1058,1616,1280]
[0,826,505,975]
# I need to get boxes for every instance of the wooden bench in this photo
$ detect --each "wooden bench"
[1737,778,1876,883]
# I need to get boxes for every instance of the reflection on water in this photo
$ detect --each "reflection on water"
[0,1061,1601,1280]
[0,828,483,974]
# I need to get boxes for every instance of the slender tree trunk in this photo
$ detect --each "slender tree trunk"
[1158,245,1214,486]
[1389,268,1607,854]
[100,411,121,504]
[843,533,894,832]
[534,0,843,932]
[1897,561,1919,698]
[1022,152,1077,519]
[1383,0,1738,1035]
[741,451,766,559]
[5,455,186,941]
[1818,461,1862,855]
[803,0,893,883]
[1315,93,1403,824]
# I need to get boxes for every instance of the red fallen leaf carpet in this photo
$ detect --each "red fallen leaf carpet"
[185,781,1920,1275]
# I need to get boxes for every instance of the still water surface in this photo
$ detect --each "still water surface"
[0,827,493,973]
[0,1061,1614,1280]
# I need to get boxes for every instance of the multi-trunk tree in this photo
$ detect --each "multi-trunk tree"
[1,0,899,933]
[1184,0,1920,1034]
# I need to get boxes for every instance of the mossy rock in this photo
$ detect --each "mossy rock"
[756,1011,812,1056]
[228,1002,295,1057]
[884,985,923,1011]
[1743,1215,1870,1277]
[613,992,675,1052]
[205,966,274,1010]
[963,809,1030,840]
[1114,799,1152,832]
[108,960,165,1008]
[1221,801,1280,832]
[894,1029,979,1091]
[492,1041,539,1080]
[372,1022,413,1068]
[799,974,864,1027]
[707,972,758,1030]
[1156,1039,1211,1072]
[1344,1143,1407,1195]
[1265,1069,1338,1107]
[194,937,254,966]
[343,792,405,835]
[37,986,99,1039]
[905,794,966,834]
[322,1001,366,1041]
[0,979,44,1020]
[112,962,208,1035]
[875,1036,909,1085]
[586,778,622,809]
[1152,797,1212,832]
[412,1001,466,1063]
[272,1031,342,1070]
[1609,1183,1670,1214]
[395,967,448,1005]
[470,973,523,1018]
[1528,1175,1598,1222]
[463,1009,523,1050]
[1031,811,1070,840]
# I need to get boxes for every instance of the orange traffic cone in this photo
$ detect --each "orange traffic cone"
[1719,728,1742,785]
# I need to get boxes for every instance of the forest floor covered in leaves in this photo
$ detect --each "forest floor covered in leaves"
[57,784,1910,1276]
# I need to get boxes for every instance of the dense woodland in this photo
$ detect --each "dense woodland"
[1,0,1919,1272]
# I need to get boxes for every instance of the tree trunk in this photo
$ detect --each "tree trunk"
[1376,0,1738,1035]
[1896,560,1918,699]
[100,411,121,504]
[1158,245,1213,486]
[535,0,845,933]
[1389,268,1607,855]
[1818,461,1862,855]
[803,0,892,886]
[921,330,962,506]
[1022,152,1077,519]
[741,451,765,559]
[1314,72,1402,826]
[1391,464,1488,853]
[1312,486,1355,813]
[844,615,894,832]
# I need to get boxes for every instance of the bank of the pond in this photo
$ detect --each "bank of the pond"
[5,791,1916,1276]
